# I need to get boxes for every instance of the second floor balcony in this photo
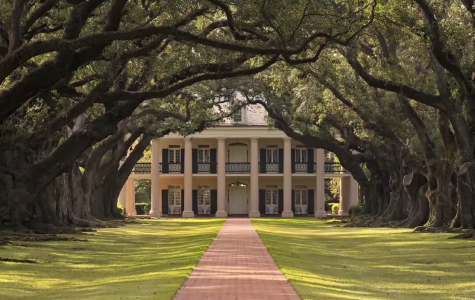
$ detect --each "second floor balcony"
[226,162,250,173]
[132,162,347,175]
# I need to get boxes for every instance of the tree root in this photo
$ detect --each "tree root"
[0,232,88,243]
[413,226,464,234]
[448,231,475,240]
[0,257,38,264]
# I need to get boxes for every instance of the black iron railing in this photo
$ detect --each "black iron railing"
[133,161,347,174]
[196,162,217,173]
[312,162,347,173]
[226,162,250,173]
[197,163,210,173]
[325,162,345,173]
[133,163,151,173]
[168,163,181,173]
[294,163,308,173]
[265,163,279,173]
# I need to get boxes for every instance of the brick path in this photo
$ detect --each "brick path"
[173,219,300,300]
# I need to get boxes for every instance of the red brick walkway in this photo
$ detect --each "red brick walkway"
[173,219,300,300]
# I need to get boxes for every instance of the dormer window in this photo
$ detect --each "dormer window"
[232,108,242,123]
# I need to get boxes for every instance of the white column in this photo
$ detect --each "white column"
[249,138,260,217]
[149,139,161,217]
[282,137,293,217]
[182,137,194,217]
[118,182,126,207]
[117,159,127,207]
[126,177,136,216]
[216,137,227,217]
[339,177,351,216]
[350,176,359,208]
[315,149,327,218]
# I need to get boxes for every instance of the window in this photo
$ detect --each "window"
[294,185,308,214]
[198,148,210,163]
[266,148,279,163]
[265,189,278,204]
[233,108,242,122]
[168,185,181,206]
[265,185,278,205]
[198,185,211,205]
[295,148,308,163]
[294,186,308,206]
[169,147,181,163]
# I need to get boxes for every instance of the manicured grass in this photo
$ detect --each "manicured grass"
[0,219,224,300]
[252,218,475,300]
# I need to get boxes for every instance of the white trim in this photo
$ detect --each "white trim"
[163,127,288,139]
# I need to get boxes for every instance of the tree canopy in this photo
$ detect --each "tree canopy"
[3,0,475,232]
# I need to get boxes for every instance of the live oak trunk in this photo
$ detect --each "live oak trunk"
[402,172,429,228]
[425,165,457,227]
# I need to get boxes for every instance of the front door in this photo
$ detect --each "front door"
[198,185,211,215]
[228,186,247,214]
[294,188,308,215]
[265,187,278,215]
[168,186,181,214]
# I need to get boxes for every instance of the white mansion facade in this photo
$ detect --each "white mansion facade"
[118,105,359,218]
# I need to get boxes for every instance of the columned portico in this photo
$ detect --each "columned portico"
[149,139,161,217]
[315,149,327,218]
[216,137,227,217]
[182,137,195,217]
[124,125,360,218]
[249,138,260,217]
[281,137,293,218]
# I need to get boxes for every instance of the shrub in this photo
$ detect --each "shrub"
[135,202,151,215]
[331,203,340,214]
[349,204,364,216]
[117,204,126,217]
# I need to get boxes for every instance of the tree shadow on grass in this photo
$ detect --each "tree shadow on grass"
[0,219,225,300]
[252,218,475,300]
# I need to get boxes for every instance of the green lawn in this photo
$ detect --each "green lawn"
[252,218,475,300]
[0,219,224,300]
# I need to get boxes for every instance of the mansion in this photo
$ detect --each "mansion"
[118,106,359,218]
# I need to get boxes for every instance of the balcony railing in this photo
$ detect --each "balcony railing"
[265,163,279,173]
[196,162,217,173]
[132,163,151,174]
[311,162,347,173]
[167,163,182,173]
[294,163,308,173]
[197,163,210,173]
[132,161,348,174]
[226,162,250,173]
[325,162,345,173]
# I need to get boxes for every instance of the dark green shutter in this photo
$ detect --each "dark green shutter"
[181,190,184,212]
[291,189,295,213]
[210,190,217,214]
[259,149,266,173]
[259,189,266,214]
[192,190,198,214]
[180,150,185,174]
[162,190,169,214]
[278,149,284,173]
[291,149,295,173]
[308,189,315,215]
[192,149,198,173]
[307,148,314,173]
[162,149,169,173]
[278,189,283,214]
[210,149,217,173]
